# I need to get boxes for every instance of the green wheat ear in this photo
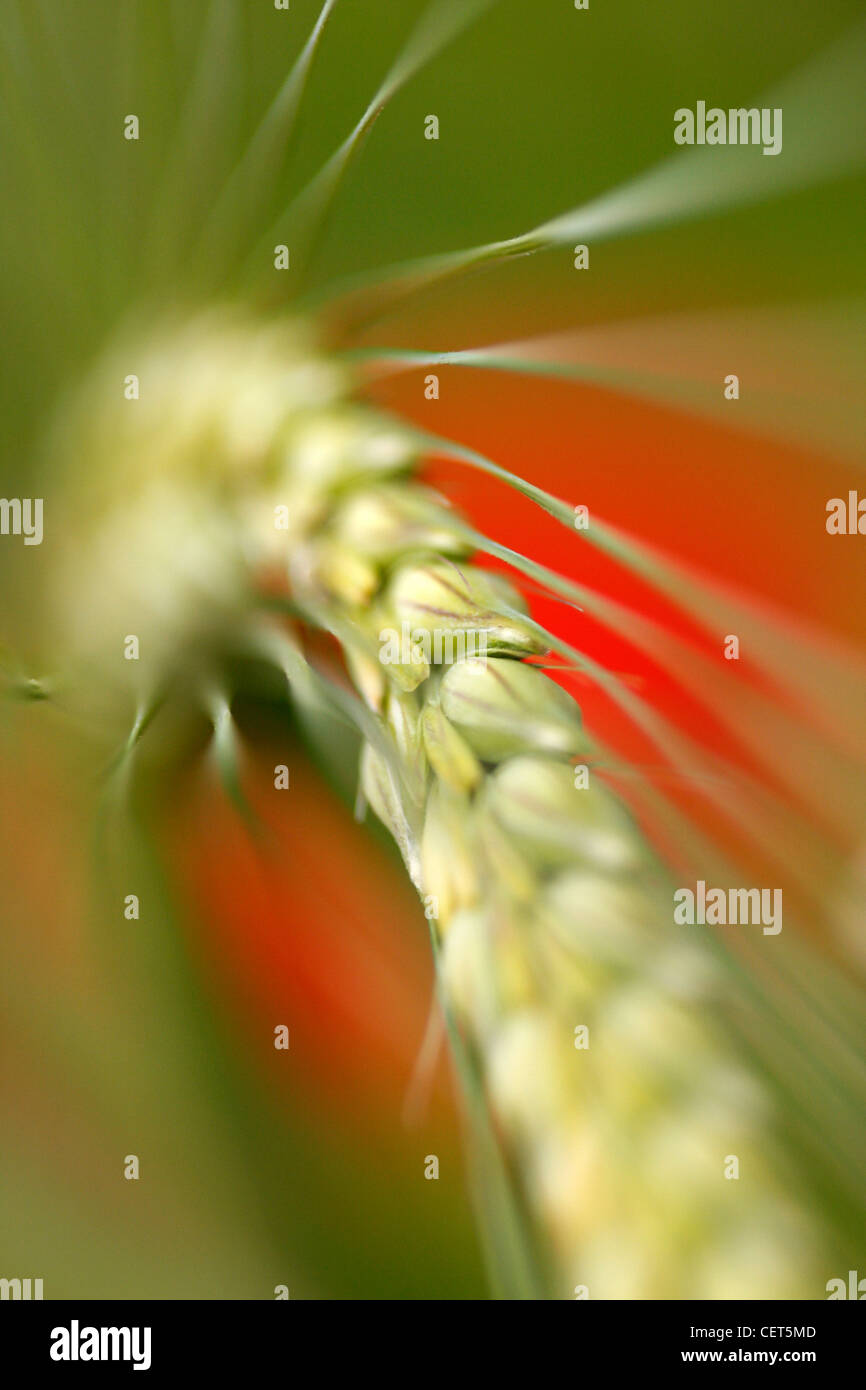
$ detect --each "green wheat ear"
[44,302,859,1298]
[11,1,866,1299]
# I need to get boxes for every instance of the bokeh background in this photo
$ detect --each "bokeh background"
[1,0,864,1297]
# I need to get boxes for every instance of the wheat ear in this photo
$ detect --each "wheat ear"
[285,454,834,1305]
[46,311,841,1300]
